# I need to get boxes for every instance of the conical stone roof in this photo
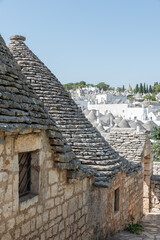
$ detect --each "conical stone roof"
[87,110,97,122]
[9,35,130,184]
[143,120,158,131]
[0,34,52,131]
[118,119,130,128]
[83,109,90,116]
[97,123,105,132]
[114,116,123,124]
[129,121,145,131]
[0,34,80,172]
[106,112,115,119]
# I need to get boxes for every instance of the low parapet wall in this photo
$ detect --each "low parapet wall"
[150,175,160,212]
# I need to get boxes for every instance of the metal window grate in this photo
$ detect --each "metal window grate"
[19,152,31,197]
[114,188,119,212]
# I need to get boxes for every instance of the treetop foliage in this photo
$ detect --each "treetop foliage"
[63,81,160,95]
[151,126,160,140]
[153,140,160,162]
[63,81,110,91]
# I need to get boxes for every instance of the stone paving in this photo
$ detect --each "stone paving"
[107,213,160,240]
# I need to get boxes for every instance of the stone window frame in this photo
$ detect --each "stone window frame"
[114,187,120,215]
[19,150,40,203]
[19,152,32,197]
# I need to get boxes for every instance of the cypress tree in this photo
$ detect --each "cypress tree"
[149,85,152,93]
[135,84,139,93]
[146,85,148,93]
[140,83,143,93]
[143,83,146,93]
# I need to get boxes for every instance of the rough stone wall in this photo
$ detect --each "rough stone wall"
[108,128,153,213]
[87,171,143,239]
[0,130,93,240]
[150,176,160,212]
[0,130,143,240]
[153,162,160,175]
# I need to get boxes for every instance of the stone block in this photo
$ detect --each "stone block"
[31,218,36,232]
[53,224,58,235]
[43,211,49,223]
[51,184,58,197]
[47,227,52,238]
[59,220,64,231]
[0,143,4,155]
[2,202,12,218]
[16,214,24,225]
[4,184,12,202]
[0,222,5,234]
[36,215,43,229]
[62,202,68,218]
[50,208,57,220]
[25,206,36,220]
[20,195,38,211]
[1,233,12,240]
[7,218,15,231]
[40,233,45,240]
[65,184,74,200]
[68,197,78,215]
[60,230,65,240]
[14,228,20,240]
[15,134,42,153]
[55,196,61,206]
[49,169,59,184]
[5,136,13,155]
[21,221,30,236]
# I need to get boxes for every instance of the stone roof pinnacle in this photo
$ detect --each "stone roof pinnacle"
[10,35,26,41]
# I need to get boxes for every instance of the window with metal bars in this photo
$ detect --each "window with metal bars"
[19,152,31,197]
[114,188,120,213]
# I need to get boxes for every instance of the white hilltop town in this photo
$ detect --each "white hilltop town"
[69,84,160,137]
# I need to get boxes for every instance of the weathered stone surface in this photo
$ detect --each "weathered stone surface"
[107,128,152,175]
[0,34,79,170]
[0,34,145,240]
[8,35,141,182]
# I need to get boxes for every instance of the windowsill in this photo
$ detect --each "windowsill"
[114,210,120,217]
[19,193,38,211]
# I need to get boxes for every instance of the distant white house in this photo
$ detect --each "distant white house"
[95,93,127,104]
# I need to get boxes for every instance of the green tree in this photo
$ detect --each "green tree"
[149,85,152,93]
[154,82,158,86]
[117,87,121,92]
[146,85,148,93]
[151,126,160,140]
[153,141,160,162]
[96,82,109,91]
[79,81,86,87]
[143,83,146,93]
[139,83,143,93]
[127,95,134,99]
[122,85,125,92]
[135,84,139,93]
[153,83,160,93]
[63,83,74,90]
[143,93,156,101]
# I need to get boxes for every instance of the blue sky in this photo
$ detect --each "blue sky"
[1,0,160,88]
